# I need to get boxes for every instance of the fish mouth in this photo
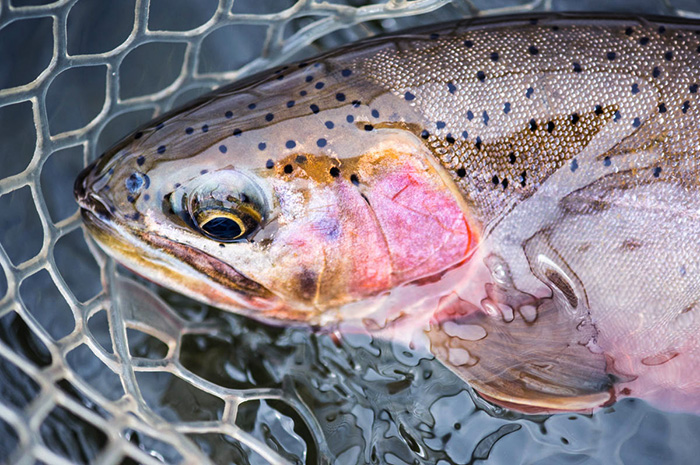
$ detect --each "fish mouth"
[78,208,311,323]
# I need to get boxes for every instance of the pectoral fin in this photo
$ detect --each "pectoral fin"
[427,291,615,413]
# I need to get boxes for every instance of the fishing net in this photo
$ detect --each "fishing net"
[2,1,700,464]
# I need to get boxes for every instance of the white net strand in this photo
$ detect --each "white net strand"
[1,1,700,465]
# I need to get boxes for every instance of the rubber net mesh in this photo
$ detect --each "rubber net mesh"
[1,1,699,464]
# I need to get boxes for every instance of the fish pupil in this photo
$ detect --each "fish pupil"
[202,217,242,241]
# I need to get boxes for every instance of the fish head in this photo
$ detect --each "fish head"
[75,63,479,324]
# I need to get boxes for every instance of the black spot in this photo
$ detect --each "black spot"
[335,93,345,102]
[284,164,293,174]
[461,130,468,139]
[436,121,446,129]
[295,155,307,163]
[653,67,661,78]
[682,100,691,113]
[658,26,666,34]
[570,113,580,125]
[503,102,511,114]
[456,168,466,178]
[528,45,539,55]
[258,142,267,151]
[317,138,327,147]
[509,152,516,164]
[350,174,360,185]
[639,37,650,45]
[286,140,296,149]
[464,40,473,48]
[315,82,325,89]
[341,69,352,77]
[594,105,603,116]
[658,103,667,113]
[625,27,634,36]
[371,109,379,118]
[529,18,538,25]
[526,87,534,98]
[364,124,374,131]
[157,145,166,154]
[202,124,209,133]
[300,90,307,96]
[233,128,242,137]
[429,33,439,40]
[475,137,482,150]
[265,159,274,169]
[156,122,164,130]
[219,145,227,154]
[573,62,582,73]
[137,156,145,166]
[185,127,194,135]
[501,178,509,189]
[520,170,527,186]
[352,100,361,108]
[482,111,489,125]
[305,75,313,83]
[697,45,700,53]
[490,51,499,61]
[603,156,611,166]
[225,110,233,118]
[690,84,698,93]
[445,134,455,144]
[492,175,499,185]
[134,131,143,139]
[127,195,135,203]
[529,119,537,131]
[653,166,662,177]
[614,110,621,121]
[447,82,456,94]
[467,110,474,120]
[265,113,274,122]
[420,130,429,139]
[631,83,640,94]
[325,121,334,129]
[552,26,559,31]
[346,115,354,123]
[570,159,578,172]
[404,91,415,101]
[248,103,256,110]
[200,169,208,175]
[329,167,340,177]
[286,100,295,108]
[546,121,555,133]
[632,117,641,127]
[310,104,320,114]
[664,51,673,61]
[143,194,150,201]
[476,71,486,82]
[606,51,616,60]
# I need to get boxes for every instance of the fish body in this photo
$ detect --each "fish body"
[75,14,700,414]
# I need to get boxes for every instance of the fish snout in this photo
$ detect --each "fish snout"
[74,159,114,221]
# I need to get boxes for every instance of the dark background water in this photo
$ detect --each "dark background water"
[1,1,700,464]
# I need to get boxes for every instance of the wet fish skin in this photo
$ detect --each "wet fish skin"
[76,14,700,414]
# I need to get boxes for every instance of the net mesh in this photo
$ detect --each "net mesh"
[1,1,699,464]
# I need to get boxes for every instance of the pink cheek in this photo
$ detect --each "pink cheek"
[363,165,476,284]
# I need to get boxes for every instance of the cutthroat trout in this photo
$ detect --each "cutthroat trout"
[75,14,700,414]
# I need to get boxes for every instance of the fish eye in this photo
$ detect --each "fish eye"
[169,171,267,242]
[193,203,261,242]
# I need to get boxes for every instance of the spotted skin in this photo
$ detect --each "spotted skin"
[76,14,700,414]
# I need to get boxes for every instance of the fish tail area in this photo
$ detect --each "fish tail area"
[427,292,615,414]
